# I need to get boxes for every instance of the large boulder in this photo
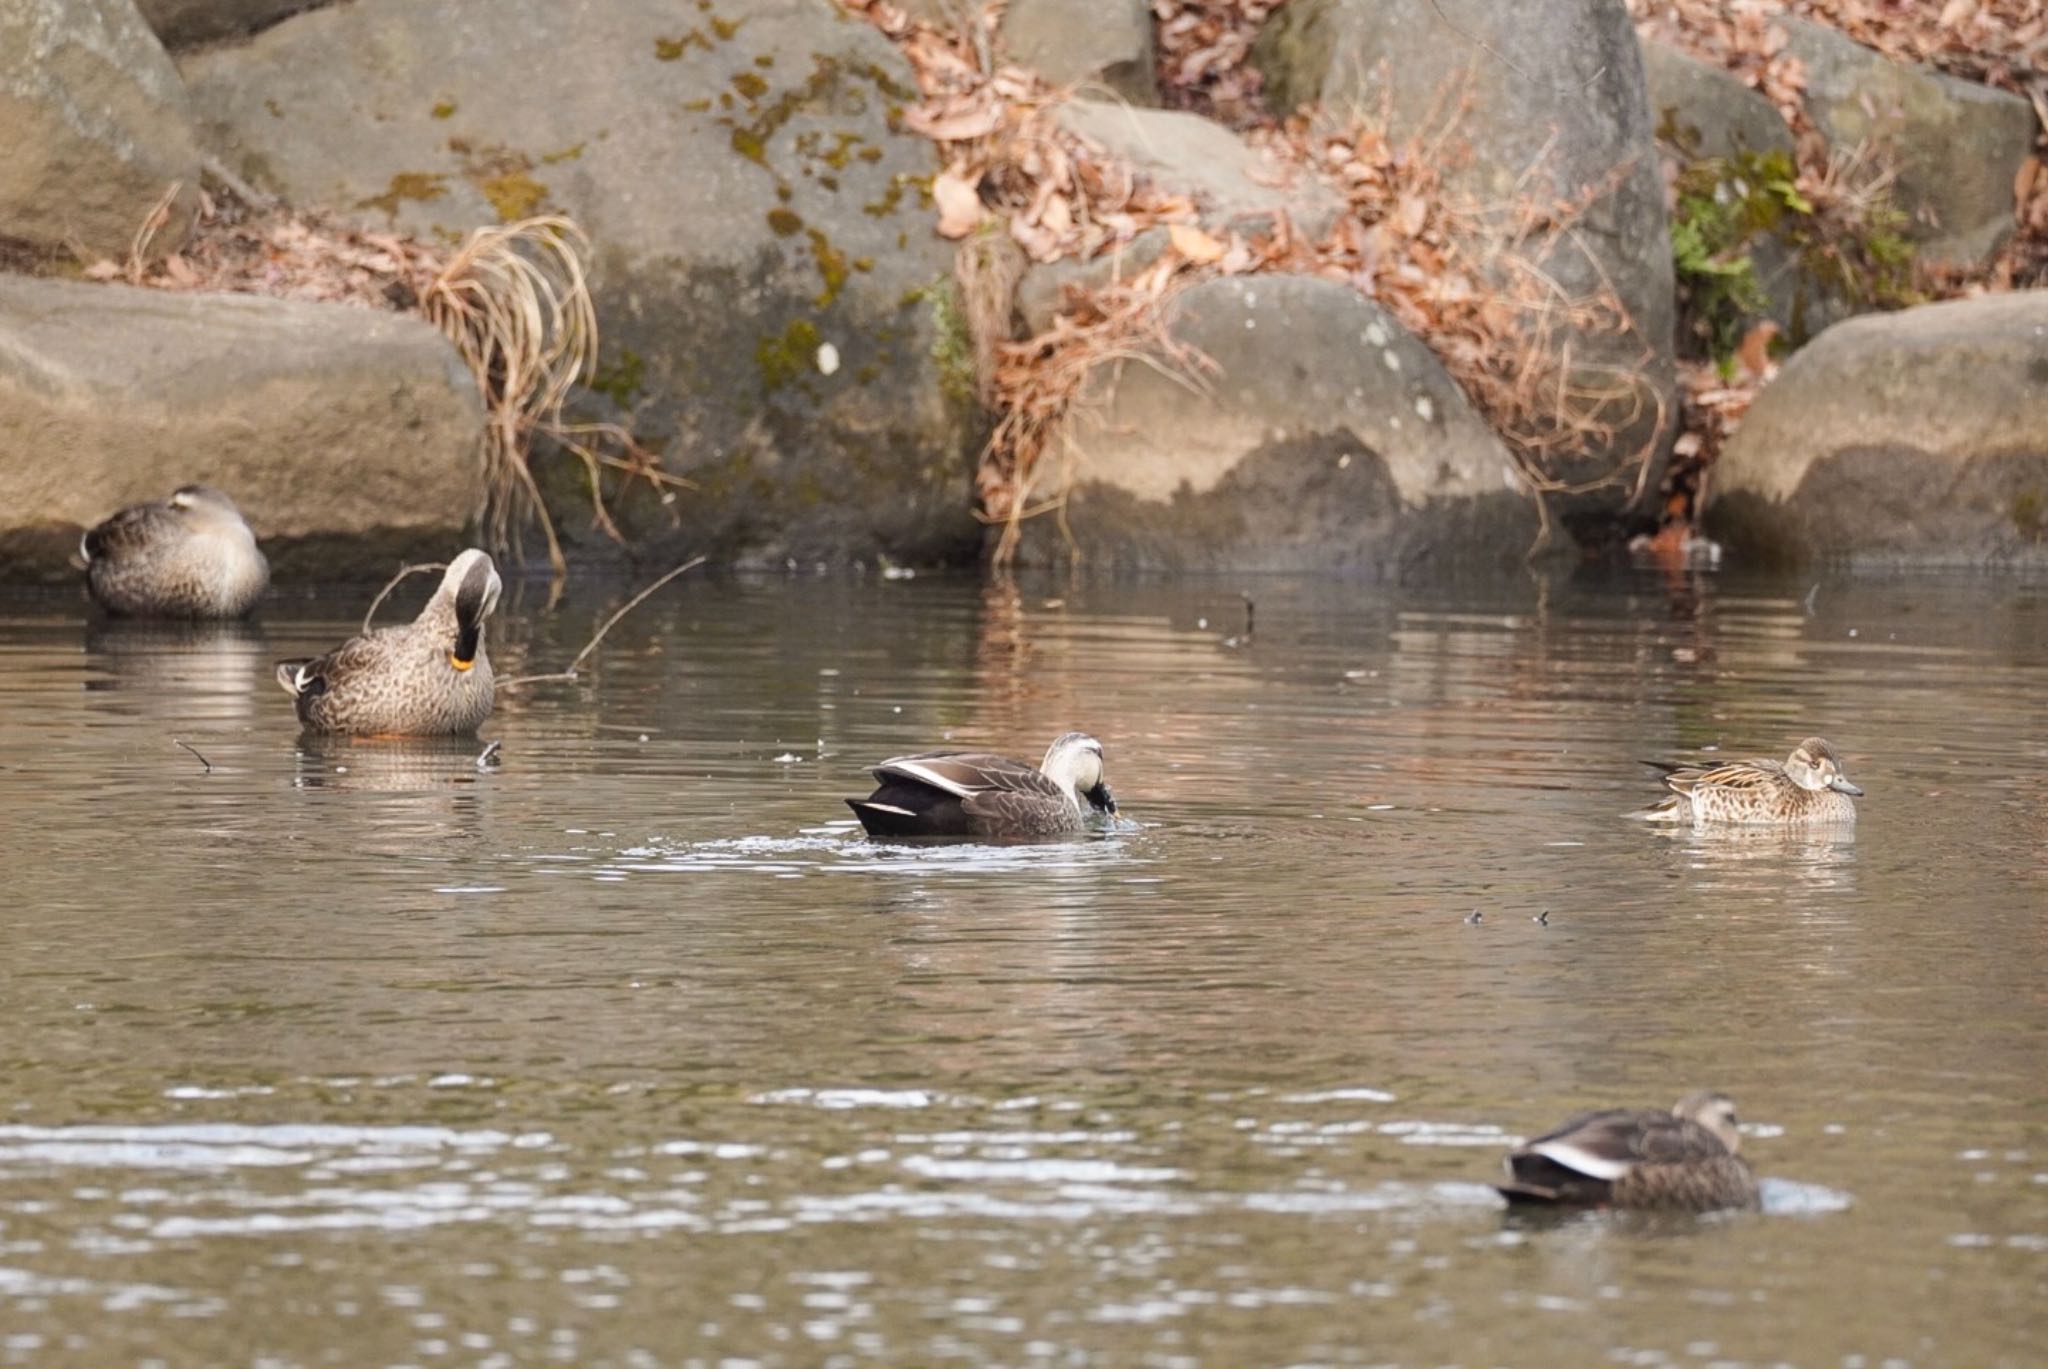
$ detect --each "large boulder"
[1010,275,1544,572]
[180,0,979,567]
[1254,0,1676,515]
[1705,293,2048,567]
[0,0,202,260]
[1779,19,2037,270]
[0,277,485,583]
[134,0,317,49]
[1003,0,1157,105]
[1641,38,1793,163]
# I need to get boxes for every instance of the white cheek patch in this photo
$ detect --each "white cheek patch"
[1530,1141,1632,1181]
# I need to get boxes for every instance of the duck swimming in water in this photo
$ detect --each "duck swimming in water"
[1638,736,1861,825]
[275,549,502,737]
[81,485,268,619]
[847,731,1116,838]
[1496,1091,1760,1213]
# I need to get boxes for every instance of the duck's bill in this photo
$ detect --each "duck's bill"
[1829,777,1864,796]
[1086,781,1117,815]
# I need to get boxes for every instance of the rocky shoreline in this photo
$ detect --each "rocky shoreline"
[2,0,2043,578]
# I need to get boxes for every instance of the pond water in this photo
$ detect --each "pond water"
[0,568,2042,1366]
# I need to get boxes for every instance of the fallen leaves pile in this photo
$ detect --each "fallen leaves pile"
[88,184,447,310]
[1153,0,1289,129]
[852,0,1656,560]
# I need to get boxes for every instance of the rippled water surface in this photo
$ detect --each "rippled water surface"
[1,569,2043,1366]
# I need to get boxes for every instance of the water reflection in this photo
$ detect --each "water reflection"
[0,571,2043,1366]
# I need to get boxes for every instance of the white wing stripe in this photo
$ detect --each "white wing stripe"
[882,759,978,799]
[1530,1141,1632,1180]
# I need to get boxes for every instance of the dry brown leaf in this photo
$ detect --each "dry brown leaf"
[1167,224,1226,264]
[933,166,986,239]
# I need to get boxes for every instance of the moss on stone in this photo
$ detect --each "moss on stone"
[732,71,769,101]
[806,228,849,308]
[358,171,449,219]
[431,100,457,120]
[541,143,586,164]
[589,348,646,409]
[766,207,804,236]
[479,170,548,222]
[757,318,823,392]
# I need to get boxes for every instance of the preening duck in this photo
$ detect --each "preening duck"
[847,731,1116,838]
[275,549,502,737]
[1639,736,1861,825]
[81,485,268,619]
[1496,1091,1760,1213]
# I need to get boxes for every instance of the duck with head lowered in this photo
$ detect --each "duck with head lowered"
[275,549,502,737]
[847,731,1116,838]
[81,485,269,619]
[1495,1091,1761,1213]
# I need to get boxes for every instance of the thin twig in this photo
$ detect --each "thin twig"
[475,740,503,770]
[498,556,706,690]
[175,739,213,774]
[362,562,447,634]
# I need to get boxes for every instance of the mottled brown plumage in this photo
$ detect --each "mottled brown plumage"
[847,732,1116,838]
[1496,1091,1760,1213]
[275,550,502,737]
[82,486,268,619]
[1639,737,1861,825]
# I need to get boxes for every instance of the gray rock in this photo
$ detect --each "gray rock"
[1641,38,1793,163]
[0,276,485,583]
[180,0,979,567]
[1003,0,1157,105]
[1015,227,1171,334]
[0,0,202,260]
[1055,100,1343,238]
[1780,19,2037,270]
[1255,0,1676,504]
[134,0,319,49]
[1009,275,1545,571]
[1705,293,2048,567]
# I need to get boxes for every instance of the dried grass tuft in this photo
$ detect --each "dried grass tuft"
[90,188,681,578]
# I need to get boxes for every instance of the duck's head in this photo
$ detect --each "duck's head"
[435,549,502,671]
[1673,1090,1742,1153]
[1042,731,1115,815]
[1785,737,1861,796]
[168,485,249,528]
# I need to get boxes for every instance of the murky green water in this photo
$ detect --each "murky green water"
[0,569,2042,1366]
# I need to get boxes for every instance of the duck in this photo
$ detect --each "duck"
[80,485,269,619]
[846,731,1116,838]
[1638,736,1861,824]
[1496,1091,1760,1213]
[275,549,502,736]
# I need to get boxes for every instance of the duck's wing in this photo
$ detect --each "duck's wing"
[1515,1108,1730,1181]
[872,751,1066,803]
[274,632,386,701]
[81,501,168,563]
[1663,757,1786,797]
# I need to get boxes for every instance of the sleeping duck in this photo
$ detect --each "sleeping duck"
[847,731,1116,838]
[1496,1091,1760,1213]
[275,549,502,737]
[81,485,268,619]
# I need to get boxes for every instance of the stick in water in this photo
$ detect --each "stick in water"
[475,740,503,770]
[499,556,707,690]
[175,739,213,773]
[362,561,448,634]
